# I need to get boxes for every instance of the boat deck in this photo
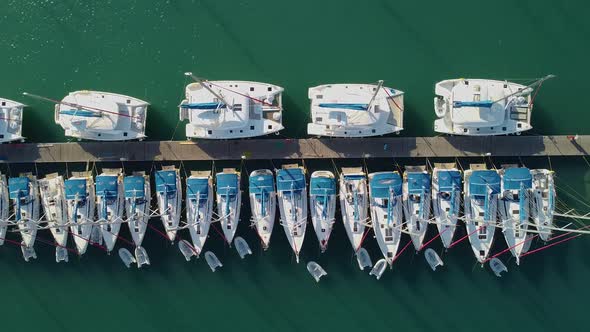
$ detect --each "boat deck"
[0,135,587,163]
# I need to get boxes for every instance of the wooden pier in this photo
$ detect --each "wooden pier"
[0,135,587,163]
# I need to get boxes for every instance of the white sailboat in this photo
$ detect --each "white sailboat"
[0,97,25,143]
[249,169,276,250]
[432,163,462,248]
[186,171,214,256]
[499,166,532,265]
[433,75,554,136]
[403,166,431,250]
[307,81,404,137]
[0,174,10,246]
[309,171,336,252]
[180,73,284,139]
[8,173,40,252]
[37,90,148,141]
[339,167,369,251]
[215,168,241,244]
[123,172,151,247]
[530,169,555,242]
[276,164,308,262]
[155,166,182,242]
[96,168,124,252]
[368,171,403,265]
[463,164,500,264]
[39,173,69,262]
[65,171,96,255]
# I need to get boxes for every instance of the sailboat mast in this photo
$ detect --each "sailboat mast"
[184,72,233,111]
[492,74,555,104]
[366,80,385,112]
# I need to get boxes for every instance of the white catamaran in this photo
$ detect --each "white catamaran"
[307,81,404,137]
[9,174,40,252]
[530,169,555,242]
[368,171,403,265]
[96,169,124,252]
[155,166,182,242]
[499,166,533,265]
[433,75,554,136]
[180,73,284,139]
[432,163,462,248]
[216,168,241,244]
[48,90,148,141]
[39,173,69,262]
[186,171,214,256]
[276,164,307,263]
[0,174,9,246]
[403,166,432,250]
[309,171,336,252]
[65,172,96,255]
[249,169,276,250]
[463,164,500,264]
[339,167,369,251]
[0,97,25,143]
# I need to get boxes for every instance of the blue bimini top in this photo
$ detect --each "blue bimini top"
[155,170,177,195]
[95,175,119,199]
[187,177,210,199]
[9,177,30,199]
[249,172,275,197]
[502,168,532,190]
[437,170,462,192]
[276,168,305,192]
[370,172,402,198]
[406,172,431,194]
[310,176,336,196]
[216,173,239,197]
[123,176,145,199]
[64,178,87,200]
[469,170,501,196]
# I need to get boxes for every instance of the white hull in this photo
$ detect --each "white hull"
[368,176,403,265]
[96,172,125,252]
[10,176,40,248]
[277,165,307,262]
[249,170,277,250]
[0,98,25,143]
[531,169,555,242]
[124,175,151,247]
[0,175,9,245]
[431,167,462,248]
[39,175,69,261]
[56,91,148,141]
[309,171,336,252]
[403,169,431,251]
[187,174,214,256]
[216,170,241,244]
[156,168,182,242]
[339,172,369,251]
[66,175,96,255]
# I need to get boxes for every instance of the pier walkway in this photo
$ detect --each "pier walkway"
[0,135,587,163]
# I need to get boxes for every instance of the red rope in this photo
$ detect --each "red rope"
[355,227,371,252]
[392,240,413,264]
[528,81,544,108]
[102,227,135,247]
[521,234,581,258]
[207,82,274,107]
[147,223,170,241]
[69,230,108,252]
[449,225,482,249]
[484,234,539,263]
[0,236,26,247]
[418,226,449,251]
[35,236,78,254]
[210,222,229,245]
[382,86,403,113]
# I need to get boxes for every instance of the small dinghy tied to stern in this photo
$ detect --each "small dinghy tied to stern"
[21,242,37,262]
[118,248,136,268]
[424,248,444,271]
[204,251,223,272]
[306,261,327,282]
[234,236,252,259]
[56,247,69,263]
[356,247,372,270]
[178,239,197,262]
[370,259,387,280]
[489,258,508,277]
[135,246,150,267]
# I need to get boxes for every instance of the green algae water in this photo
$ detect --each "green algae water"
[1,1,590,331]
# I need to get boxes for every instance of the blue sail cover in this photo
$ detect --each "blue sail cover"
[216,173,239,197]
[276,168,305,192]
[318,103,368,111]
[406,172,431,194]
[469,170,501,196]
[64,179,87,200]
[249,173,275,196]
[155,170,177,194]
[187,177,210,199]
[370,172,402,198]
[502,168,532,190]
[8,177,30,199]
[452,100,494,108]
[60,109,102,117]
[437,170,462,191]
[181,102,226,110]
[124,176,145,199]
[310,176,336,196]
[96,175,119,199]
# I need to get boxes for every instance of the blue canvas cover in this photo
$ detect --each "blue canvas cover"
[249,173,275,196]
[503,168,532,190]
[124,176,145,199]
[96,175,119,199]
[469,170,501,196]
[310,176,336,196]
[406,172,431,194]
[155,170,177,194]
[276,168,305,191]
[318,103,368,111]
[187,177,210,199]
[216,173,239,197]
[9,177,30,199]
[370,172,402,198]
[437,170,462,191]
[60,109,102,117]
[181,102,226,110]
[64,179,87,200]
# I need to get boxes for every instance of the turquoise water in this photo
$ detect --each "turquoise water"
[1,1,590,331]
